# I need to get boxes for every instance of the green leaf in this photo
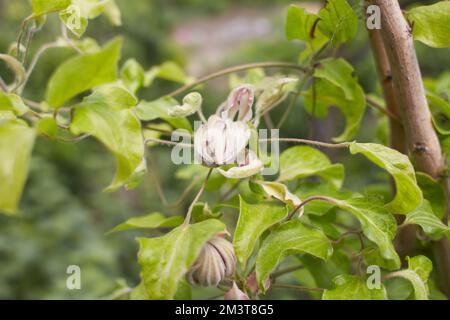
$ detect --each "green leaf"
[233,197,288,268]
[404,200,449,238]
[36,117,59,138]
[120,58,145,94]
[349,142,422,214]
[305,58,366,141]
[285,5,328,61]
[59,0,122,37]
[156,61,193,84]
[31,0,71,16]
[416,172,446,219]
[46,37,122,108]
[136,97,192,132]
[0,91,29,116]
[255,181,302,208]
[362,246,401,271]
[59,4,88,37]
[408,256,432,283]
[406,2,450,48]
[317,0,358,46]
[0,120,35,214]
[278,145,344,189]
[256,220,332,291]
[70,85,145,191]
[191,202,222,223]
[428,92,450,135]
[137,219,225,299]
[108,212,183,234]
[388,255,432,300]
[322,275,387,300]
[332,197,400,269]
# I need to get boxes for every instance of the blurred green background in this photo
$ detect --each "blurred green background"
[0,0,448,299]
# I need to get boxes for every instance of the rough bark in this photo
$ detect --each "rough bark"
[372,0,443,177]
[367,17,416,262]
[371,0,450,297]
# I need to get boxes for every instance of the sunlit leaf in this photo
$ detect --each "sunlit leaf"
[305,58,366,141]
[317,0,358,46]
[255,181,301,208]
[278,145,344,189]
[285,5,328,61]
[387,255,432,300]
[332,197,400,269]
[46,37,122,108]
[0,91,29,116]
[256,220,332,291]
[406,2,450,48]
[108,212,183,234]
[120,58,145,94]
[70,85,145,191]
[31,0,71,16]
[404,200,449,239]
[137,219,225,299]
[322,275,387,300]
[0,120,35,214]
[349,142,422,214]
[233,196,288,268]
[136,97,192,132]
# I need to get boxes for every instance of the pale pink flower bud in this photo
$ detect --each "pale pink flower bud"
[224,282,250,300]
[186,236,237,287]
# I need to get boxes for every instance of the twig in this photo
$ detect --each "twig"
[365,95,400,123]
[271,264,304,280]
[288,196,337,219]
[145,137,193,148]
[166,62,308,98]
[0,76,8,93]
[270,283,324,292]
[261,138,351,149]
[183,168,214,225]
[277,90,300,128]
[263,113,274,130]
[167,178,202,208]
[20,42,62,93]
[148,155,168,206]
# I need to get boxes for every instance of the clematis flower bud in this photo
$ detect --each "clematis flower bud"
[224,282,250,300]
[245,272,271,295]
[186,236,237,287]
[194,115,251,167]
[219,84,254,122]
[168,92,202,117]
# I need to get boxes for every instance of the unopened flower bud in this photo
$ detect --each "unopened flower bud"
[224,282,250,300]
[187,236,237,287]
[194,115,251,167]
[246,272,271,294]
[219,84,254,122]
[168,92,202,117]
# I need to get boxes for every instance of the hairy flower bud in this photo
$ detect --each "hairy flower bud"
[219,84,254,122]
[224,282,250,300]
[186,236,236,287]
[194,115,251,167]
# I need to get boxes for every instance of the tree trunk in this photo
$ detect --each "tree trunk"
[366,12,416,263]
[370,0,450,297]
